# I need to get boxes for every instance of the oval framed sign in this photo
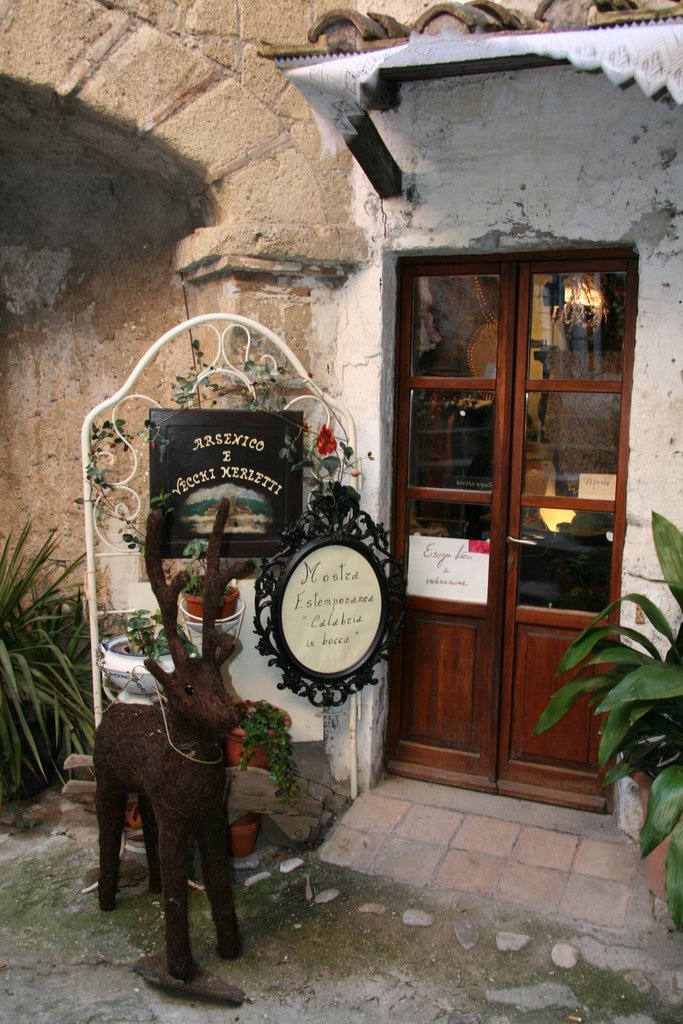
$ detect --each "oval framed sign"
[276,538,387,679]
[254,487,405,707]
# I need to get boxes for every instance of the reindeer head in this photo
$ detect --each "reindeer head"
[142,499,251,738]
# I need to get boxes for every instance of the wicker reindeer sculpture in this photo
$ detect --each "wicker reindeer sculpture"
[94,499,250,984]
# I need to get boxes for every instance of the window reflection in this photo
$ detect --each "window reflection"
[525,392,619,497]
[410,391,494,491]
[408,500,491,541]
[517,508,613,612]
[528,271,625,381]
[413,275,499,377]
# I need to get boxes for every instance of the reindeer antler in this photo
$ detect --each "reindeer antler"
[201,499,236,665]
[144,500,253,679]
[144,508,191,675]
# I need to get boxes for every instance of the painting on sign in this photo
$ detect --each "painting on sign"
[254,487,406,707]
[148,409,303,557]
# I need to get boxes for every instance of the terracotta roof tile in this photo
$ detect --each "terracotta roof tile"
[262,1,683,58]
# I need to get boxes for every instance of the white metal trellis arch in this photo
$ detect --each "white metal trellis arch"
[81,313,361,793]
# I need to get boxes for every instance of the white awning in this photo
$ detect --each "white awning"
[281,22,683,127]
[277,22,683,196]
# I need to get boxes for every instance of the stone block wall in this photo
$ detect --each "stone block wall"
[0,0,388,553]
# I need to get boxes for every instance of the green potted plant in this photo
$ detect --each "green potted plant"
[0,524,94,805]
[100,609,195,700]
[225,700,298,804]
[534,511,683,927]
[180,538,240,620]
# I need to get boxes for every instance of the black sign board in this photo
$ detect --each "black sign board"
[149,409,303,558]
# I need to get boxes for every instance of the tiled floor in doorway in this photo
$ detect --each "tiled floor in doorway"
[319,775,655,931]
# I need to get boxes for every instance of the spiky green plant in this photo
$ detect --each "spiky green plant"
[0,525,94,805]
[534,511,683,927]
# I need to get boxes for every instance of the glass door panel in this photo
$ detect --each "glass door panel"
[412,275,500,377]
[525,392,620,497]
[516,507,614,612]
[409,390,495,491]
[407,499,491,604]
[528,270,626,380]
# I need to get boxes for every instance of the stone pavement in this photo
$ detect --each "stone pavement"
[320,776,655,933]
[2,782,683,1024]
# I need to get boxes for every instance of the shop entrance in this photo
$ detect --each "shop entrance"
[387,251,637,810]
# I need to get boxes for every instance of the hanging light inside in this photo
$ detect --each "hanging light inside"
[562,273,608,336]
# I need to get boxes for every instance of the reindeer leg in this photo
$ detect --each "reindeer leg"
[137,794,161,894]
[197,818,241,959]
[96,786,127,911]
[157,822,195,981]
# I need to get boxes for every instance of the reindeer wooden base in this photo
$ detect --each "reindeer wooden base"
[93,500,250,989]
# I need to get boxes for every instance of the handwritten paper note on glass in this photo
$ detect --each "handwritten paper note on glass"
[578,473,616,501]
[407,536,490,604]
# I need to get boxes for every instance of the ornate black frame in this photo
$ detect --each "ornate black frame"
[254,484,405,707]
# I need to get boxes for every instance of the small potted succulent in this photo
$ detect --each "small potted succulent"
[180,538,240,620]
[225,700,298,804]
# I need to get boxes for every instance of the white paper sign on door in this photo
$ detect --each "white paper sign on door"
[578,473,616,501]
[407,535,490,604]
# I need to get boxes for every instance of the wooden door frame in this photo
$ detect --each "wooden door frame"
[387,248,638,808]
[386,257,516,788]
[496,251,638,808]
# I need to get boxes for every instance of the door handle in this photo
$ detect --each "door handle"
[506,535,538,546]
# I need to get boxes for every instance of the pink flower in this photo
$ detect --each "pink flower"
[317,424,337,456]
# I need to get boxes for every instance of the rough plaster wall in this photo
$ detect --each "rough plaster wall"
[0,0,373,782]
[0,0,362,546]
[324,64,683,801]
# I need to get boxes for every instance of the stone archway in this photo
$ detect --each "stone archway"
[0,0,365,550]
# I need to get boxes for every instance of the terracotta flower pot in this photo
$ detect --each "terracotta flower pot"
[224,702,292,770]
[225,729,269,770]
[228,812,260,858]
[183,588,239,620]
[125,799,142,832]
[633,771,671,901]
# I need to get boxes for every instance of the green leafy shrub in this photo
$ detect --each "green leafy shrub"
[232,700,298,804]
[0,525,94,805]
[534,511,683,927]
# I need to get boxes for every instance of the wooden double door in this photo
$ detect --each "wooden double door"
[387,251,637,811]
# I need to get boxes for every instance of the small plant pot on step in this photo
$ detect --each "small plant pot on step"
[228,812,260,858]
[224,701,298,804]
[224,702,292,770]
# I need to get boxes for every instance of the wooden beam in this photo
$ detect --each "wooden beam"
[347,113,402,198]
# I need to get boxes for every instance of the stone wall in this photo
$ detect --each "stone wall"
[0,0,438,791]
[0,0,385,552]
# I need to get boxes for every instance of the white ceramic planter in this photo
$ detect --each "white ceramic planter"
[99,635,173,702]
